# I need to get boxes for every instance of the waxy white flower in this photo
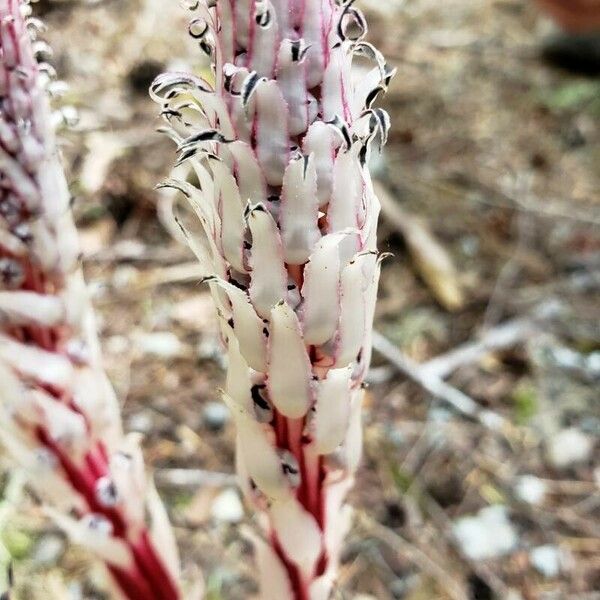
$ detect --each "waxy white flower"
[154,0,393,597]
[0,2,180,598]
[151,0,393,600]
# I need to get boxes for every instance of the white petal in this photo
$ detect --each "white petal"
[268,301,313,419]
[222,392,288,500]
[270,497,323,576]
[255,80,289,186]
[210,277,268,372]
[251,4,279,78]
[8,438,84,512]
[232,0,253,49]
[243,527,294,600]
[235,434,254,500]
[301,233,347,345]
[270,0,291,37]
[0,333,73,389]
[110,434,147,528]
[334,252,376,368]
[32,390,88,459]
[322,49,351,122]
[0,360,25,411]
[226,333,253,413]
[342,389,364,474]
[248,206,288,318]
[216,1,235,66]
[303,0,333,88]
[228,141,266,206]
[0,291,63,328]
[357,253,383,377]
[0,146,41,209]
[276,39,310,136]
[212,160,246,273]
[303,122,339,208]
[312,477,354,598]
[280,155,321,265]
[309,576,334,600]
[313,366,352,454]
[0,226,27,257]
[147,478,181,584]
[72,368,122,450]
[46,508,133,569]
[327,149,364,234]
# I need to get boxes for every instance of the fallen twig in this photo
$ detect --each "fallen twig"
[371,330,510,432]
[356,511,468,600]
[420,301,560,380]
[375,181,465,312]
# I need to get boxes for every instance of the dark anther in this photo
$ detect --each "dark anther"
[96,476,119,507]
[255,8,271,28]
[279,450,301,487]
[251,384,269,410]
[229,278,248,291]
[252,384,273,423]
[282,463,298,476]
[188,18,209,40]
[227,317,234,329]
[0,258,25,289]
[262,327,269,337]
[11,223,32,243]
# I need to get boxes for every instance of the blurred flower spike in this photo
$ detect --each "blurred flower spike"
[0,1,180,598]
[153,0,394,597]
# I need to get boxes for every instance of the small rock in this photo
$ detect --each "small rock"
[453,505,518,560]
[127,411,154,434]
[515,475,547,506]
[202,401,230,431]
[33,534,65,566]
[530,545,562,578]
[546,428,593,469]
[112,265,139,289]
[211,488,244,523]
[135,331,184,359]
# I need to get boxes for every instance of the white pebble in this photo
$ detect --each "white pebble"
[546,428,593,469]
[202,401,230,431]
[135,331,183,359]
[211,488,244,523]
[33,534,65,566]
[530,545,562,578]
[515,475,547,506]
[453,505,518,560]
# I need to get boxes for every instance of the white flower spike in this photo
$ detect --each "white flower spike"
[154,0,394,597]
[0,2,180,598]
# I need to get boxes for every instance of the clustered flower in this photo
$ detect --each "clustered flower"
[153,1,393,597]
[0,1,179,598]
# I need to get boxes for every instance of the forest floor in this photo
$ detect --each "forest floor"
[2,0,599,598]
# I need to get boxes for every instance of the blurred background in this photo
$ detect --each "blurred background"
[1,0,599,598]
